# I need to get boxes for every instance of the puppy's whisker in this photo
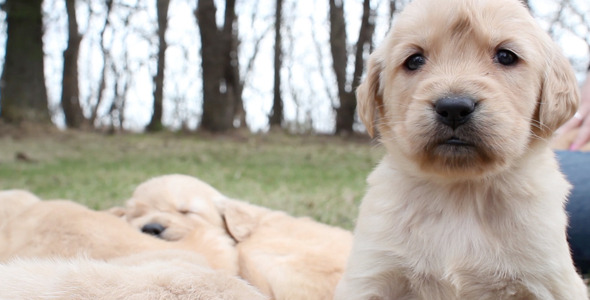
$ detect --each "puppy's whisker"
[528,119,553,135]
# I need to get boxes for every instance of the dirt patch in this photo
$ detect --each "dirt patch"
[0,120,64,139]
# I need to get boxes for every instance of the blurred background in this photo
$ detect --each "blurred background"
[0,0,588,134]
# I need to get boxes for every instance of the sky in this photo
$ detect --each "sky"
[8,0,590,132]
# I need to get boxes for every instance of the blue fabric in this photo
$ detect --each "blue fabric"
[556,150,590,273]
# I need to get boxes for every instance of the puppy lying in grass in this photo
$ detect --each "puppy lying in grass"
[118,174,353,300]
[0,198,238,274]
[112,174,228,242]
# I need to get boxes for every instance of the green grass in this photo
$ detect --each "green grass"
[0,130,383,230]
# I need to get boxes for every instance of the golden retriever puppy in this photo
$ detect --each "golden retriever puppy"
[0,250,266,300]
[220,199,353,300]
[0,189,40,229]
[121,174,227,241]
[0,200,238,274]
[120,174,353,300]
[334,0,587,299]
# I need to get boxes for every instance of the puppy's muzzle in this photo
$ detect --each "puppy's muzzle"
[435,96,476,129]
[141,223,166,238]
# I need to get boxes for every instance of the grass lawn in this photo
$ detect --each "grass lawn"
[0,130,383,230]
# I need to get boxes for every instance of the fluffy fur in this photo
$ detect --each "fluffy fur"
[220,199,353,300]
[119,174,353,300]
[0,189,40,229]
[0,250,266,300]
[0,199,238,274]
[334,0,587,299]
[119,174,227,241]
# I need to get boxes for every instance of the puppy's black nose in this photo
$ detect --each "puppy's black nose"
[141,223,166,237]
[435,96,476,129]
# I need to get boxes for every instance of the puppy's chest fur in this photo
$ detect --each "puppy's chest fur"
[356,155,568,298]
[372,181,516,272]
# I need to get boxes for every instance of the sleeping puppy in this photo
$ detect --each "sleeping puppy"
[119,174,353,300]
[334,0,587,299]
[118,174,227,241]
[0,250,266,300]
[220,199,353,300]
[0,199,238,274]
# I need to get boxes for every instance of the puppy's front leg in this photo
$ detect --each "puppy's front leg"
[334,248,413,300]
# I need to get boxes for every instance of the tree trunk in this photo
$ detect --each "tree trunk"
[147,0,170,132]
[61,0,84,128]
[388,0,396,28]
[0,0,50,124]
[269,0,283,128]
[330,0,375,135]
[226,2,244,129]
[329,0,348,107]
[329,0,350,134]
[347,0,375,130]
[231,29,247,129]
[196,0,240,132]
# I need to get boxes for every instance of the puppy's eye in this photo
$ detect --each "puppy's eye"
[495,49,518,66]
[404,54,426,71]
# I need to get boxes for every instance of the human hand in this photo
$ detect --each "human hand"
[558,111,590,151]
[556,72,590,151]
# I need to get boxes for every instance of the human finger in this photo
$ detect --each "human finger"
[569,119,590,151]
[556,113,583,136]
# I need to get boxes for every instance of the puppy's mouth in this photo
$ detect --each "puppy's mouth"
[417,123,497,175]
[430,134,481,156]
[441,136,473,147]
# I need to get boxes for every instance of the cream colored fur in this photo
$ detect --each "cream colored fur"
[119,174,353,300]
[0,250,266,300]
[0,189,40,229]
[120,174,227,241]
[0,199,238,274]
[220,199,353,300]
[334,0,587,299]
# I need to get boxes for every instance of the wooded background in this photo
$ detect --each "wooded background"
[0,0,588,134]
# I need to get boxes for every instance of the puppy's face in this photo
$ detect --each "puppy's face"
[359,0,578,178]
[123,175,226,241]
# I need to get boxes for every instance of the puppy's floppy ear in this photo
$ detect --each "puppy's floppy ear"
[106,206,127,218]
[536,43,579,138]
[357,54,384,137]
[222,203,258,242]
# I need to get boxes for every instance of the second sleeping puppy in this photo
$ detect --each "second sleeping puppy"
[0,199,238,274]
[119,174,353,300]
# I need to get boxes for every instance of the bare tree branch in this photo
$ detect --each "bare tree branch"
[309,15,337,108]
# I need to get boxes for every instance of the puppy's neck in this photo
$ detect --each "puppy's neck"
[371,143,567,215]
[382,139,552,185]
